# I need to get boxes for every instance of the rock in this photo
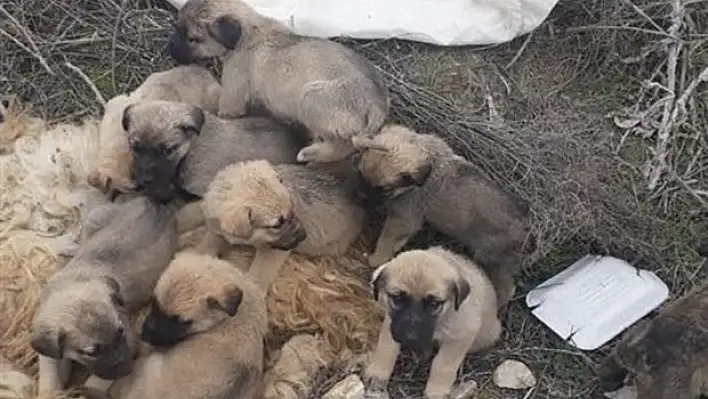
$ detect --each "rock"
[603,385,637,399]
[323,375,365,399]
[492,359,536,390]
[0,355,34,398]
[450,379,478,399]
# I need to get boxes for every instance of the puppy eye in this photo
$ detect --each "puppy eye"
[188,37,202,44]
[111,293,125,308]
[427,299,444,313]
[388,293,406,309]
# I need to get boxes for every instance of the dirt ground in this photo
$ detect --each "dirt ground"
[1,0,706,398]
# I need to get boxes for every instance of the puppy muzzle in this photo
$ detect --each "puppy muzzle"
[90,349,133,379]
[140,308,192,348]
[390,314,436,349]
[132,165,179,203]
[269,218,307,251]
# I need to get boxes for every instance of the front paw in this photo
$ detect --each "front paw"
[296,145,321,163]
[425,386,451,399]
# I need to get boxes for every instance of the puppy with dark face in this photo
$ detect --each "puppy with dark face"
[122,100,304,204]
[364,246,501,399]
[201,159,366,290]
[87,65,221,199]
[82,251,268,399]
[168,0,390,164]
[597,282,708,399]
[31,196,178,396]
[353,124,531,308]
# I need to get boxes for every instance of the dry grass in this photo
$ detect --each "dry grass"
[1,0,707,398]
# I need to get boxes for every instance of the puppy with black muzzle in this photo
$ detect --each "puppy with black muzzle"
[597,281,708,399]
[30,195,178,396]
[80,251,268,399]
[201,159,366,290]
[87,65,221,199]
[364,246,501,399]
[121,99,305,204]
[352,124,531,308]
[167,0,390,164]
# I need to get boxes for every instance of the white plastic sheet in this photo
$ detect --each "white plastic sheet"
[165,0,560,46]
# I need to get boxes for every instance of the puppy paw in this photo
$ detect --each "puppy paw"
[424,387,451,399]
[296,145,321,163]
[87,171,136,195]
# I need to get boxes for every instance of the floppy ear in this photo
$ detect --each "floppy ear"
[452,278,470,311]
[121,104,133,132]
[30,326,66,359]
[370,264,388,301]
[206,284,243,317]
[209,15,242,50]
[404,162,432,187]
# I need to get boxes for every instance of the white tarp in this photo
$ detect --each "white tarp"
[165,0,560,46]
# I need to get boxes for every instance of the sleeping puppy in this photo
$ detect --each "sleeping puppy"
[364,246,501,399]
[597,281,708,399]
[201,159,366,290]
[80,251,268,399]
[167,0,390,164]
[30,196,178,396]
[353,124,531,307]
[87,65,221,199]
[121,99,305,203]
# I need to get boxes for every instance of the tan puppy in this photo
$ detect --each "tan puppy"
[30,196,178,396]
[122,100,305,203]
[597,282,708,399]
[201,159,366,289]
[81,251,268,399]
[87,65,221,198]
[353,124,530,307]
[364,246,500,399]
[167,0,390,164]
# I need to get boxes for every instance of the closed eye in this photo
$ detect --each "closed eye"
[271,215,285,228]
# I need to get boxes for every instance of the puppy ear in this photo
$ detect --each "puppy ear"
[179,107,206,138]
[209,15,242,50]
[206,284,243,317]
[121,104,133,132]
[31,326,66,359]
[370,264,388,301]
[452,278,470,311]
[103,276,125,307]
[403,162,432,187]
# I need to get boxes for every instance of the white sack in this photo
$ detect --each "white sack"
[165,0,560,46]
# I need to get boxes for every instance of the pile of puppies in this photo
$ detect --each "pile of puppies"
[27,0,532,398]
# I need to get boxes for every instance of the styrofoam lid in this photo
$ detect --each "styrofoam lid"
[526,254,669,351]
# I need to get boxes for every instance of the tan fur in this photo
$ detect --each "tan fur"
[30,196,178,396]
[598,282,708,399]
[86,251,268,399]
[122,100,303,202]
[202,159,366,289]
[354,124,530,307]
[169,0,390,164]
[364,246,500,399]
[87,65,222,197]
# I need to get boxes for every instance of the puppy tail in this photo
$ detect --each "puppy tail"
[175,201,206,233]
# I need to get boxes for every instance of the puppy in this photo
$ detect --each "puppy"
[87,65,221,198]
[122,99,304,203]
[30,196,178,396]
[83,251,268,399]
[353,124,530,307]
[364,246,500,399]
[201,159,366,289]
[597,282,708,399]
[167,0,390,164]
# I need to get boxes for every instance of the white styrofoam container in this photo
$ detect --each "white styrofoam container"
[526,254,670,351]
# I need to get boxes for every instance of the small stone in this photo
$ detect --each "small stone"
[323,375,365,399]
[450,379,478,399]
[603,385,637,399]
[492,359,536,390]
[0,356,33,398]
